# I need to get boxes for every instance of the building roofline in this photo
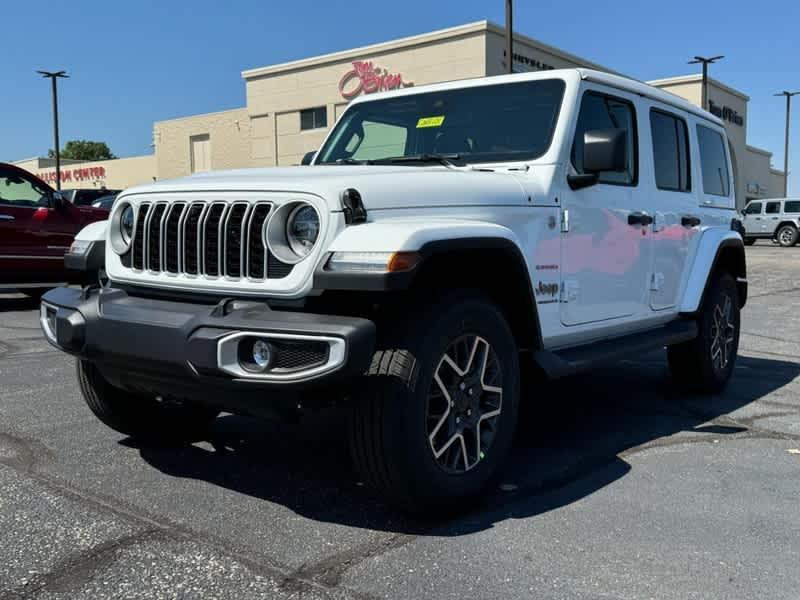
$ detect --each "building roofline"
[154,106,247,127]
[241,21,490,79]
[483,22,621,75]
[647,74,750,101]
[746,144,773,157]
[770,168,786,176]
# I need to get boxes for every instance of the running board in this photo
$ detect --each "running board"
[532,320,698,379]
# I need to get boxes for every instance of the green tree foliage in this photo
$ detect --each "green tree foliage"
[48,140,116,161]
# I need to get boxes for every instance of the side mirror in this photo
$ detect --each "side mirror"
[51,192,68,210]
[301,151,317,166]
[568,128,627,190]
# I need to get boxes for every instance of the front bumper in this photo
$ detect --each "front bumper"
[40,286,375,412]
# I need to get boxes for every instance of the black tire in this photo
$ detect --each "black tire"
[743,237,756,246]
[776,225,799,247]
[77,360,219,442]
[348,291,520,514]
[667,272,740,393]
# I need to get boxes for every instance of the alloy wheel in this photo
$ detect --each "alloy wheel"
[426,335,503,473]
[779,228,795,246]
[709,293,736,373]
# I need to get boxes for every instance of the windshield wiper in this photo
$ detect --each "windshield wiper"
[376,153,461,168]
[329,157,373,165]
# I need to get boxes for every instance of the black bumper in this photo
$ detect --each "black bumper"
[40,287,375,413]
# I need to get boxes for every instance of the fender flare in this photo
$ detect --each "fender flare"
[65,220,107,273]
[313,220,543,349]
[679,229,746,313]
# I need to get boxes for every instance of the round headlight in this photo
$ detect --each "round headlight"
[109,202,135,255]
[120,205,134,244]
[286,204,320,257]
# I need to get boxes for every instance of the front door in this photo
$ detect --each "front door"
[647,107,699,311]
[561,89,650,326]
[742,201,763,236]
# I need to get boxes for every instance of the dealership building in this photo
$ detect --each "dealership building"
[16,21,785,206]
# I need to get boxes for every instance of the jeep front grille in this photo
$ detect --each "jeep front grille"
[128,201,293,279]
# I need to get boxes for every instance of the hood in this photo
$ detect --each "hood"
[121,165,530,211]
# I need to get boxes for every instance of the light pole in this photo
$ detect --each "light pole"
[688,55,724,111]
[775,91,799,198]
[37,70,69,191]
[505,0,513,74]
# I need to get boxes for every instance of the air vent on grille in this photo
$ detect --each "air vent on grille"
[127,199,296,281]
[203,204,227,277]
[224,203,248,277]
[165,203,185,273]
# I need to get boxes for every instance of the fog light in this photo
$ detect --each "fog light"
[238,337,274,373]
[252,339,273,369]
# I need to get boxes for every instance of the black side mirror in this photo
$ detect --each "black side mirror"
[568,128,627,190]
[301,151,317,166]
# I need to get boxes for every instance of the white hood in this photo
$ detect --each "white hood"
[121,165,531,211]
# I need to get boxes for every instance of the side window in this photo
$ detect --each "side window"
[696,125,730,197]
[572,92,637,185]
[784,200,800,213]
[765,201,781,214]
[650,110,691,192]
[0,168,50,208]
[744,202,762,215]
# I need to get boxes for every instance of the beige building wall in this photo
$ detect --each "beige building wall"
[243,23,488,166]
[154,108,250,180]
[15,155,156,190]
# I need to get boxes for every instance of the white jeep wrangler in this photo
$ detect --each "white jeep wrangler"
[41,69,747,513]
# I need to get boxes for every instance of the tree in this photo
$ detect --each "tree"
[48,140,116,161]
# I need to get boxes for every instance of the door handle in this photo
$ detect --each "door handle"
[0,214,15,222]
[755,217,762,220]
[681,215,701,227]
[628,212,653,226]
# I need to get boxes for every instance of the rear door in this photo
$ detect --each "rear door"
[742,201,763,235]
[646,107,698,311]
[764,200,782,235]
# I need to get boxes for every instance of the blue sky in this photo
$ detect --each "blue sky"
[2,0,798,193]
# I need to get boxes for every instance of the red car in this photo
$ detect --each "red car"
[0,162,108,297]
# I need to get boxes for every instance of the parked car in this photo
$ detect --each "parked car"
[91,193,119,210]
[742,198,800,246]
[0,162,109,297]
[41,68,746,513]
[60,187,122,207]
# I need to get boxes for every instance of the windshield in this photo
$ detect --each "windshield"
[317,79,565,165]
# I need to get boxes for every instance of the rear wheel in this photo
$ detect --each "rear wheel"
[777,225,798,247]
[667,272,740,393]
[77,360,219,442]
[349,292,520,514]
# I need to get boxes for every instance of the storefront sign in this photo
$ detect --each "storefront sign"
[338,61,410,100]
[708,101,744,126]
[38,166,107,185]
[504,50,556,73]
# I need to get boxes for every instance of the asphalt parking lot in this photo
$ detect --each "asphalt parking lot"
[1,242,799,600]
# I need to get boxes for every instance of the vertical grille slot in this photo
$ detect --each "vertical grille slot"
[247,203,271,279]
[202,203,227,277]
[183,203,205,275]
[224,203,249,277]
[147,203,167,271]
[132,203,150,270]
[165,203,185,273]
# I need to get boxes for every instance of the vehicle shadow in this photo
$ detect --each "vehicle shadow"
[0,294,41,313]
[134,352,799,536]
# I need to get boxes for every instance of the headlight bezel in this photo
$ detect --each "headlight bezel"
[109,201,135,255]
[264,201,321,264]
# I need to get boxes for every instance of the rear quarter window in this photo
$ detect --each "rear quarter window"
[784,201,800,213]
[696,125,730,197]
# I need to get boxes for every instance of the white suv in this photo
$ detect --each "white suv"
[742,198,800,246]
[41,69,747,513]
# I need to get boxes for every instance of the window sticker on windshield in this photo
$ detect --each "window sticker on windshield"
[416,116,445,128]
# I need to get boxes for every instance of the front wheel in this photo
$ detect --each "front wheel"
[777,225,799,247]
[77,360,219,442]
[667,272,740,393]
[349,292,520,514]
